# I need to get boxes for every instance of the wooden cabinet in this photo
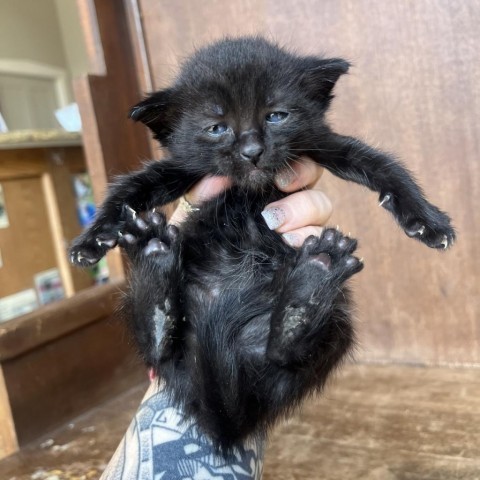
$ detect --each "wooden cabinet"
[0,0,151,457]
[0,143,94,309]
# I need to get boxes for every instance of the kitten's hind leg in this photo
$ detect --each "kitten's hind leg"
[119,207,184,367]
[267,228,363,368]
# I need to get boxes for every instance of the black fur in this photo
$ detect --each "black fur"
[70,37,455,450]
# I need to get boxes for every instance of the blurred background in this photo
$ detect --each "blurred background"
[0,1,478,479]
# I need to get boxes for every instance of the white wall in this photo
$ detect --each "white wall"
[0,0,68,68]
[0,0,89,105]
[54,0,89,78]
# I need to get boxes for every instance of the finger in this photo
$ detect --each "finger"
[275,157,324,192]
[261,190,333,233]
[169,175,231,225]
[281,226,324,248]
[187,175,232,204]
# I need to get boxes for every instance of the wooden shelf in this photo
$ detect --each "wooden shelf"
[0,130,82,150]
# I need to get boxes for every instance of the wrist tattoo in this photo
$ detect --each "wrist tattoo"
[101,386,265,479]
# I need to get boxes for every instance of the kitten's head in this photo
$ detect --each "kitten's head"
[130,37,349,189]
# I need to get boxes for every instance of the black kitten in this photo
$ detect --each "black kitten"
[70,37,455,449]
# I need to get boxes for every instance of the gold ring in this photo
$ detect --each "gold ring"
[179,195,200,213]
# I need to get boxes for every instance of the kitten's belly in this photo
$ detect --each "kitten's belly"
[182,219,286,351]
[185,261,275,359]
[179,195,293,350]
[185,249,277,311]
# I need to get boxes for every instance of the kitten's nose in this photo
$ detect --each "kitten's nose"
[240,141,264,165]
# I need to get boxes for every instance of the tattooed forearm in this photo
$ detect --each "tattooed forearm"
[100,383,265,480]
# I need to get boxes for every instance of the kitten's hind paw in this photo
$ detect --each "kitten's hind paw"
[299,229,364,281]
[267,228,359,367]
[378,192,456,249]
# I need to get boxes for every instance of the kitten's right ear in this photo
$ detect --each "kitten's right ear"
[129,89,178,143]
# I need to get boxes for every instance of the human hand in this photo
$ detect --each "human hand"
[169,157,332,247]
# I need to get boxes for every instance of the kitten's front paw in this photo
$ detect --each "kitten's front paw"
[379,192,456,249]
[118,206,180,264]
[69,233,117,267]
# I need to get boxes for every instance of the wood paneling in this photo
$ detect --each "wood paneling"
[136,0,479,365]
[2,311,144,446]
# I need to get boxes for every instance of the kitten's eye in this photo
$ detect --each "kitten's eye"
[265,112,289,124]
[205,123,229,136]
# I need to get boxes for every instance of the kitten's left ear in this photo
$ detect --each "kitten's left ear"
[301,57,350,102]
[129,88,179,144]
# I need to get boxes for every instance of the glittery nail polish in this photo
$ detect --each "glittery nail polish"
[261,207,286,230]
[282,233,302,247]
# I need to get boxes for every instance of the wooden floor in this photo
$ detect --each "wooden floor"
[1,364,480,479]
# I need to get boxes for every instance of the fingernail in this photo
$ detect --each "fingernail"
[261,207,286,230]
[275,169,295,188]
[282,233,302,247]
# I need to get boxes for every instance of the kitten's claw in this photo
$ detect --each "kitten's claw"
[405,224,426,238]
[95,235,117,248]
[379,193,392,207]
[124,205,137,220]
[72,250,97,266]
[441,235,449,250]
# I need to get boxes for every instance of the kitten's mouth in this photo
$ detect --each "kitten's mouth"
[248,167,269,182]
[230,164,274,189]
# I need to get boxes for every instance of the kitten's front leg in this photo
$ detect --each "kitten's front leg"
[119,207,184,366]
[310,133,455,249]
[267,228,363,368]
[69,160,201,267]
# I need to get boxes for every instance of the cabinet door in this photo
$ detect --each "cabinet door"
[0,177,57,298]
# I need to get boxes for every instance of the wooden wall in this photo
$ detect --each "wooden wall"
[135,0,479,365]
